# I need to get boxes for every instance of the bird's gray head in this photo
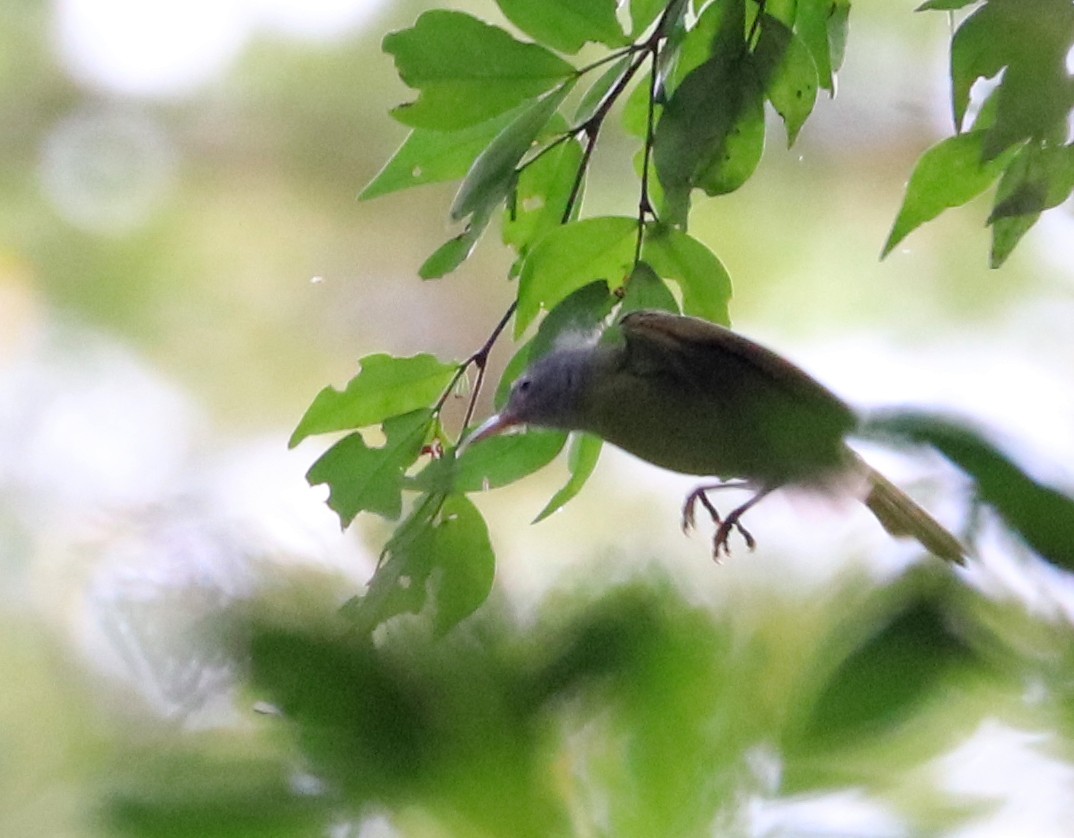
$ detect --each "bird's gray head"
[464,347,594,449]
[503,347,592,429]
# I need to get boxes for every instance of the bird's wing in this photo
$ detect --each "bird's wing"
[618,310,855,433]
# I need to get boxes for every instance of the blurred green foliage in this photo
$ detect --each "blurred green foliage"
[104,564,1074,836]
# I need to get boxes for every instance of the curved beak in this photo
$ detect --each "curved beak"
[457,413,521,456]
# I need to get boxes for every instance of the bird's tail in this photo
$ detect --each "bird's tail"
[860,462,966,564]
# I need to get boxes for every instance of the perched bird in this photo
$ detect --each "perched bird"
[468,310,965,562]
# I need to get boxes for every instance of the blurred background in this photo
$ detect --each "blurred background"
[4,1,1074,835]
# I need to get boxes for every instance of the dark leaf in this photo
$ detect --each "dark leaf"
[989,142,1074,267]
[752,14,818,146]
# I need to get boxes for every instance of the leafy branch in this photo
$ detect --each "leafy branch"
[292,0,1074,635]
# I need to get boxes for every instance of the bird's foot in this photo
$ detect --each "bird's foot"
[681,482,758,560]
[713,510,757,558]
[682,485,726,533]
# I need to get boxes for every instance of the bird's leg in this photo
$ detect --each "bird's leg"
[681,481,751,532]
[681,481,757,559]
[712,489,772,558]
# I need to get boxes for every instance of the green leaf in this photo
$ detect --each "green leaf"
[306,409,432,526]
[799,597,975,748]
[495,340,534,410]
[826,0,851,76]
[989,143,1074,267]
[348,494,495,635]
[630,0,669,37]
[529,280,616,361]
[413,431,567,494]
[384,10,575,130]
[620,261,680,315]
[359,113,517,201]
[950,0,1074,152]
[653,54,764,224]
[451,84,573,222]
[291,354,457,447]
[864,410,1074,572]
[752,15,818,146]
[693,71,765,196]
[419,202,496,279]
[642,225,732,325]
[917,0,980,9]
[503,135,584,255]
[574,55,633,125]
[516,216,638,336]
[533,433,603,522]
[422,494,496,634]
[881,131,1018,258]
[795,0,845,92]
[494,0,627,54]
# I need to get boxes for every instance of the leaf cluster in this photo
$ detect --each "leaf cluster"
[885,0,1074,267]
[105,563,1074,836]
[295,0,850,635]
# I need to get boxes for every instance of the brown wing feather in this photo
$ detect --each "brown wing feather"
[615,310,856,481]
[619,311,852,422]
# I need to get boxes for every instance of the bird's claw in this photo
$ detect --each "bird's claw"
[681,482,767,561]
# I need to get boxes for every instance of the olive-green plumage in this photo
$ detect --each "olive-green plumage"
[471,310,964,563]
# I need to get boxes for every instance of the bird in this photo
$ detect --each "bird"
[466,309,965,563]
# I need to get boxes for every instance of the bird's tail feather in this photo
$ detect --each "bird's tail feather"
[860,462,966,564]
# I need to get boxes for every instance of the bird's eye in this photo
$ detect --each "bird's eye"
[516,377,532,395]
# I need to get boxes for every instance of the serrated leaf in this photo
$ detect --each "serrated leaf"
[306,409,432,526]
[516,216,638,336]
[989,142,1074,267]
[881,131,1018,258]
[384,10,575,130]
[533,433,602,522]
[419,201,497,279]
[494,0,627,54]
[451,84,573,222]
[359,113,516,201]
[348,493,495,635]
[413,431,567,494]
[620,262,680,315]
[752,15,818,146]
[291,354,457,447]
[642,225,732,325]
[502,135,584,254]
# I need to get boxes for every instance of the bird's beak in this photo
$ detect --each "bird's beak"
[457,413,521,456]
